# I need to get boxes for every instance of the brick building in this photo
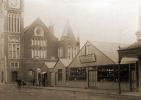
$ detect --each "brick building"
[0,0,80,83]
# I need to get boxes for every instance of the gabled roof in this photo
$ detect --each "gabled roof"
[89,41,128,63]
[52,59,72,72]
[60,59,72,67]
[68,41,135,68]
[61,20,76,41]
[44,61,57,69]
[24,18,49,33]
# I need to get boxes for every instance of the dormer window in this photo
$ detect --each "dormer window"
[34,26,44,36]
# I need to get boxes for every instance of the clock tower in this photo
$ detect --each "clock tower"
[0,0,24,83]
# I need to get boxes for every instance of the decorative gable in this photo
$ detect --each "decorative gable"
[69,41,116,68]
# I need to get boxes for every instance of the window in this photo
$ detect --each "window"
[67,47,71,59]
[58,48,63,58]
[97,66,115,82]
[97,65,135,82]
[10,62,19,69]
[32,49,47,59]
[8,43,20,59]
[67,47,75,59]
[69,67,86,81]
[34,26,44,36]
[8,44,12,58]
[58,69,62,81]
[86,44,92,55]
[8,13,21,33]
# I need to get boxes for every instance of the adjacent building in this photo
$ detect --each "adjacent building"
[51,41,137,91]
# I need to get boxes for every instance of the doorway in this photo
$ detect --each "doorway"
[12,71,18,82]
[88,70,97,88]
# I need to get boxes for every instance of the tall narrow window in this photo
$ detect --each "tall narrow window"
[13,14,16,32]
[8,44,12,58]
[8,14,10,32]
[19,16,21,32]
[17,44,20,59]
[58,69,62,81]
[32,49,34,58]
[10,14,12,32]
[8,43,20,59]
[67,47,71,59]
[13,44,16,58]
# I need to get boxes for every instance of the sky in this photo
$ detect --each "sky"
[24,0,141,44]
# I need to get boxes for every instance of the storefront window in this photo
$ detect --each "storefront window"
[97,64,135,82]
[69,67,86,81]
[97,66,114,82]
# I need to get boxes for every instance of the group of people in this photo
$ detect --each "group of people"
[16,79,26,88]
[16,78,47,88]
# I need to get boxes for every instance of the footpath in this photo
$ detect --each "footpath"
[25,85,141,99]
[1,84,141,99]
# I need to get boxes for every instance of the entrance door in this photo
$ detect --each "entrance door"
[12,71,18,82]
[42,73,48,86]
[130,70,136,91]
[88,70,97,88]
[129,64,136,92]
[55,72,57,86]
[1,72,4,83]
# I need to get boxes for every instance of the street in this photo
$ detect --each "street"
[0,85,140,100]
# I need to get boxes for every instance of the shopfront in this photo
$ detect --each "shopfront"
[65,41,137,90]
[118,41,141,92]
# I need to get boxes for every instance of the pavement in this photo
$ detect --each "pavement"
[1,84,141,100]
[19,84,141,98]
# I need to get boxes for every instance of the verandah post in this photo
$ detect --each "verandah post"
[118,59,121,94]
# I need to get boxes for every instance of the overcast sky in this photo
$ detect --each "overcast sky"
[24,0,141,44]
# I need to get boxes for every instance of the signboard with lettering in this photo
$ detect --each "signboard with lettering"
[79,54,96,63]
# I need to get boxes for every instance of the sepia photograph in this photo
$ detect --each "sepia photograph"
[0,0,141,100]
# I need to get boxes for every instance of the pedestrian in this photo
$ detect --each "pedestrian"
[32,79,35,86]
[22,80,26,87]
[16,79,22,89]
[42,78,45,87]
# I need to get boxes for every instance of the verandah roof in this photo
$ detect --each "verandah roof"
[118,41,141,58]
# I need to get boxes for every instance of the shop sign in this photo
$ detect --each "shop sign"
[79,54,96,63]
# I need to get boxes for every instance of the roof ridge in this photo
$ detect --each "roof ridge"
[88,40,128,45]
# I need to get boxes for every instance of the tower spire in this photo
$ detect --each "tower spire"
[61,19,76,41]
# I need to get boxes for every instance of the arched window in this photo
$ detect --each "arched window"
[34,26,44,36]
